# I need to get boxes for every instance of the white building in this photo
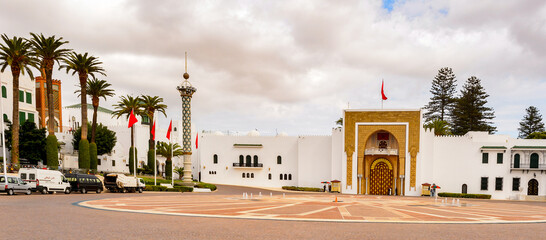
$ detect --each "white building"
[196,109,546,200]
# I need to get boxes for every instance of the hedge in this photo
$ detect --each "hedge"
[282,186,323,192]
[89,142,98,171]
[78,139,90,169]
[144,185,193,192]
[437,192,491,199]
[46,135,58,169]
[194,182,217,191]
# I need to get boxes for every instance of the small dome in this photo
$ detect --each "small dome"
[213,131,224,136]
[247,130,260,136]
[278,132,288,136]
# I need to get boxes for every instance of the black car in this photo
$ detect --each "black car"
[64,174,103,194]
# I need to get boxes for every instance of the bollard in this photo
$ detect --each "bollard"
[452,199,455,206]
[270,192,272,197]
[243,193,245,199]
[283,193,285,198]
[259,192,262,197]
[251,193,253,199]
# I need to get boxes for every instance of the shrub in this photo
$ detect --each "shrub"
[282,186,322,192]
[89,142,98,171]
[147,149,154,170]
[46,135,58,168]
[165,159,172,180]
[437,192,491,199]
[78,139,90,169]
[194,182,217,191]
[144,185,168,191]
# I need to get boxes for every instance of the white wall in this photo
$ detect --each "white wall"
[297,135,332,188]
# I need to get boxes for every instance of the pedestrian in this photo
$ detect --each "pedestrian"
[431,183,437,197]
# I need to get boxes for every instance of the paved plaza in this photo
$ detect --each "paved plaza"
[80,188,546,224]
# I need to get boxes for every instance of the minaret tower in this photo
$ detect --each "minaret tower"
[177,52,196,185]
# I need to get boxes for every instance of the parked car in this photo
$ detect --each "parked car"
[64,173,104,194]
[1,175,32,195]
[104,173,145,193]
[19,168,71,194]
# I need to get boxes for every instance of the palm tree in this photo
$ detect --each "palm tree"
[60,52,105,169]
[156,141,184,179]
[424,119,452,136]
[140,95,167,168]
[0,35,39,165]
[85,78,115,143]
[113,95,142,174]
[29,33,70,134]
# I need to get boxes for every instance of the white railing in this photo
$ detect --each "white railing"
[365,148,398,156]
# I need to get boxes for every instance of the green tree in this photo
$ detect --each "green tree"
[450,76,496,135]
[518,106,545,138]
[336,118,343,126]
[29,33,70,168]
[0,34,39,164]
[78,78,115,143]
[424,119,451,136]
[174,167,184,180]
[527,131,546,139]
[113,95,143,174]
[156,141,184,180]
[4,121,46,165]
[140,95,167,169]
[72,123,117,155]
[424,67,457,123]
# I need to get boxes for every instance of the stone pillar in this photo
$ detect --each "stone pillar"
[177,69,196,185]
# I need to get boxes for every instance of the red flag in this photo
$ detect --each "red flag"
[128,109,138,128]
[151,120,156,141]
[166,120,172,140]
[195,133,198,149]
[381,80,388,100]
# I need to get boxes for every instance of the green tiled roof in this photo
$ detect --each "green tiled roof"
[512,146,546,149]
[65,104,114,114]
[481,146,507,149]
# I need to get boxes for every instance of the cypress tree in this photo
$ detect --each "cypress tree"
[518,106,545,138]
[424,67,457,123]
[451,76,496,135]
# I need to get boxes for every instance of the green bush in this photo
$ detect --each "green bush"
[144,185,168,191]
[78,139,90,169]
[89,142,98,171]
[144,185,193,192]
[174,186,193,192]
[165,159,172,180]
[282,186,322,192]
[46,135,58,168]
[147,149,155,170]
[194,182,217,191]
[437,192,491,199]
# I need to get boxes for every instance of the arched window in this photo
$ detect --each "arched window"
[253,155,258,166]
[462,184,467,194]
[284,174,287,180]
[251,173,254,178]
[1,86,6,98]
[242,173,245,178]
[530,153,539,168]
[213,154,218,164]
[277,156,282,164]
[246,155,251,167]
[280,174,283,180]
[288,174,292,180]
[513,154,520,168]
[246,173,250,178]
[3,114,8,122]
[268,173,271,180]
[239,155,244,166]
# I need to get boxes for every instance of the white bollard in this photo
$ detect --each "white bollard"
[283,193,285,198]
[452,199,455,206]
[250,193,253,199]
[259,192,262,197]
[270,192,272,197]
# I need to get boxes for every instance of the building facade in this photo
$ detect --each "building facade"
[35,76,62,132]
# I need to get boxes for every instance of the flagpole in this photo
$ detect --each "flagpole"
[153,111,157,186]
[171,130,173,187]
[0,81,8,187]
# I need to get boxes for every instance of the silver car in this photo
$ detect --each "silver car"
[0,175,32,195]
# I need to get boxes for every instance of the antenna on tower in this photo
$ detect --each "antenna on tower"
[183,51,190,80]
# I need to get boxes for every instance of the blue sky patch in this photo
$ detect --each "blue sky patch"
[382,0,395,12]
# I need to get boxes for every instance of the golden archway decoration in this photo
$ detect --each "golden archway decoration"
[370,158,393,170]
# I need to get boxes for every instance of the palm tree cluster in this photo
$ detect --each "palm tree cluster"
[0,33,113,171]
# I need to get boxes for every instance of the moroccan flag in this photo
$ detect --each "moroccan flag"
[195,133,198,149]
[381,80,388,100]
[128,109,138,128]
[166,120,172,140]
[151,120,156,141]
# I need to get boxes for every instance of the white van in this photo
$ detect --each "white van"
[19,168,71,194]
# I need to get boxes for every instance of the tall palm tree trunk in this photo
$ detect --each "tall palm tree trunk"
[10,66,20,164]
[91,97,99,143]
[148,112,154,150]
[44,60,55,135]
[79,73,88,140]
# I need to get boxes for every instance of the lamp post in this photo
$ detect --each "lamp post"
[177,52,196,186]
[400,174,405,196]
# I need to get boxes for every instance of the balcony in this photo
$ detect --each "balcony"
[364,148,398,156]
[233,163,263,168]
[510,163,546,172]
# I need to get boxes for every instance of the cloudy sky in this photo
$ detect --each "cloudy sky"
[1,0,545,137]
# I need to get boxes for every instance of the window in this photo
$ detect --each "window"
[513,154,520,168]
[288,174,292,180]
[251,173,254,178]
[239,155,244,165]
[253,155,258,166]
[530,153,539,168]
[482,153,488,164]
[3,114,7,122]
[495,177,503,191]
[112,160,116,166]
[462,184,467,194]
[141,115,150,124]
[480,177,488,190]
[27,113,35,123]
[26,92,31,104]
[19,90,24,102]
[497,153,503,164]
[29,174,35,180]
[277,156,282,164]
[19,111,26,125]
[280,174,283,180]
[242,173,245,178]
[245,155,251,167]
[284,174,287,180]
[512,178,520,191]
[20,173,27,180]
[1,86,6,98]
[268,173,271,180]
[246,173,250,178]
[213,154,218,164]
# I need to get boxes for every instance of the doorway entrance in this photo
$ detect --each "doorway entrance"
[369,158,393,195]
[528,179,539,196]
